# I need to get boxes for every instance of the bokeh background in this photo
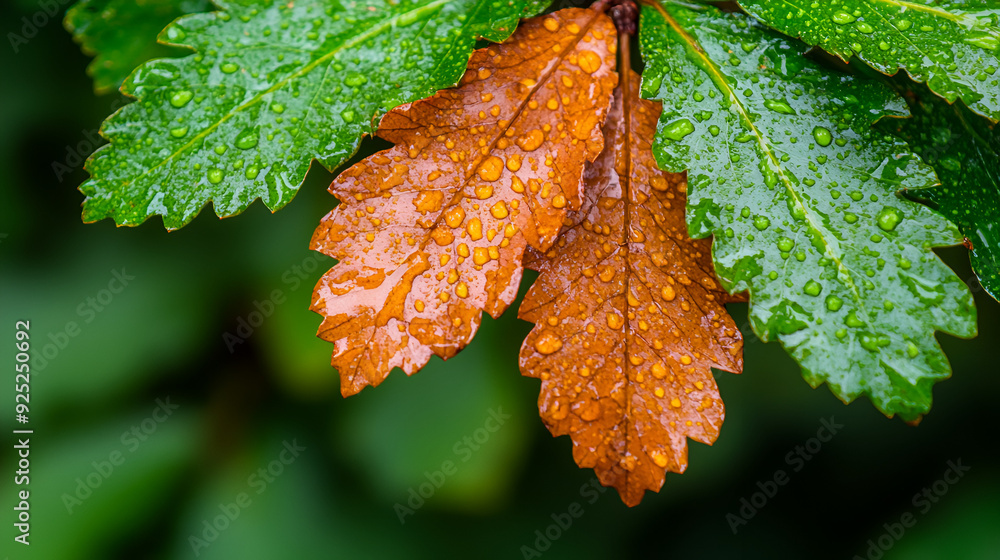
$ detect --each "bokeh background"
[2,1,998,558]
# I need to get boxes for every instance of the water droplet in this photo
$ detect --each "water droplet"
[764,99,795,115]
[709,125,720,136]
[876,207,903,231]
[169,126,188,138]
[578,50,603,74]
[777,237,795,252]
[245,164,260,179]
[753,215,770,231]
[477,156,504,182]
[534,331,562,355]
[663,119,695,141]
[896,19,912,31]
[344,73,368,87]
[516,129,544,152]
[803,280,822,296]
[170,90,193,108]
[856,22,874,34]
[207,168,224,184]
[607,312,624,330]
[661,285,675,301]
[341,109,356,123]
[165,26,186,42]
[845,310,865,328]
[812,127,832,147]
[825,295,843,311]
[832,12,856,24]
[234,127,259,150]
[271,103,285,113]
[221,62,239,74]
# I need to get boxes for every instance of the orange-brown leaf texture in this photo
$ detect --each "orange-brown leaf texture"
[518,70,744,506]
[311,8,618,396]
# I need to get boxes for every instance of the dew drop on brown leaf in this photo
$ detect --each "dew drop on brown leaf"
[518,69,744,507]
[310,8,618,396]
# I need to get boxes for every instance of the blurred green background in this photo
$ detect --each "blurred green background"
[1,1,998,558]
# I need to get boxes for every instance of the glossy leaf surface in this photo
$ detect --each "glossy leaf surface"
[737,0,1000,121]
[80,0,550,229]
[640,3,977,422]
[311,8,618,396]
[519,70,743,506]
[888,84,1000,300]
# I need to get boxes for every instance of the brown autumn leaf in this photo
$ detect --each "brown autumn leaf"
[518,68,744,507]
[310,8,619,396]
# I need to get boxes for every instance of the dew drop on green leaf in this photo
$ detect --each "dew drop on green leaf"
[170,90,193,108]
[234,127,259,150]
[804,280,822,296]
[832,12,856,24]
[344,73,368,87]
[764,98,795,115]
[876,207,903,231]
[663,118,695,141]
[208,168,224,184]
[812,126,832,147]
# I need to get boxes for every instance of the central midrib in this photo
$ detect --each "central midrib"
[651,1,870,324]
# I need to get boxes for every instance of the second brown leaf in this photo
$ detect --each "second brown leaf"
[518,69,744,507]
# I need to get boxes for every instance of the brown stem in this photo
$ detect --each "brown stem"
[609,0,638,36]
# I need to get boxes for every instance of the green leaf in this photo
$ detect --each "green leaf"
[639,2,977,421]
[64,0,213,95]
[735,0,1000,122]
[80,0,548,230]
[886,82,1000,301]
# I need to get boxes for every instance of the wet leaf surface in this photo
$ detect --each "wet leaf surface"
[737,0,1000,122]
[640,2,977,422]
[79,0,549,229]
[519,69,743,506]
[887,82,1000,301]
[311,8,618,396]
